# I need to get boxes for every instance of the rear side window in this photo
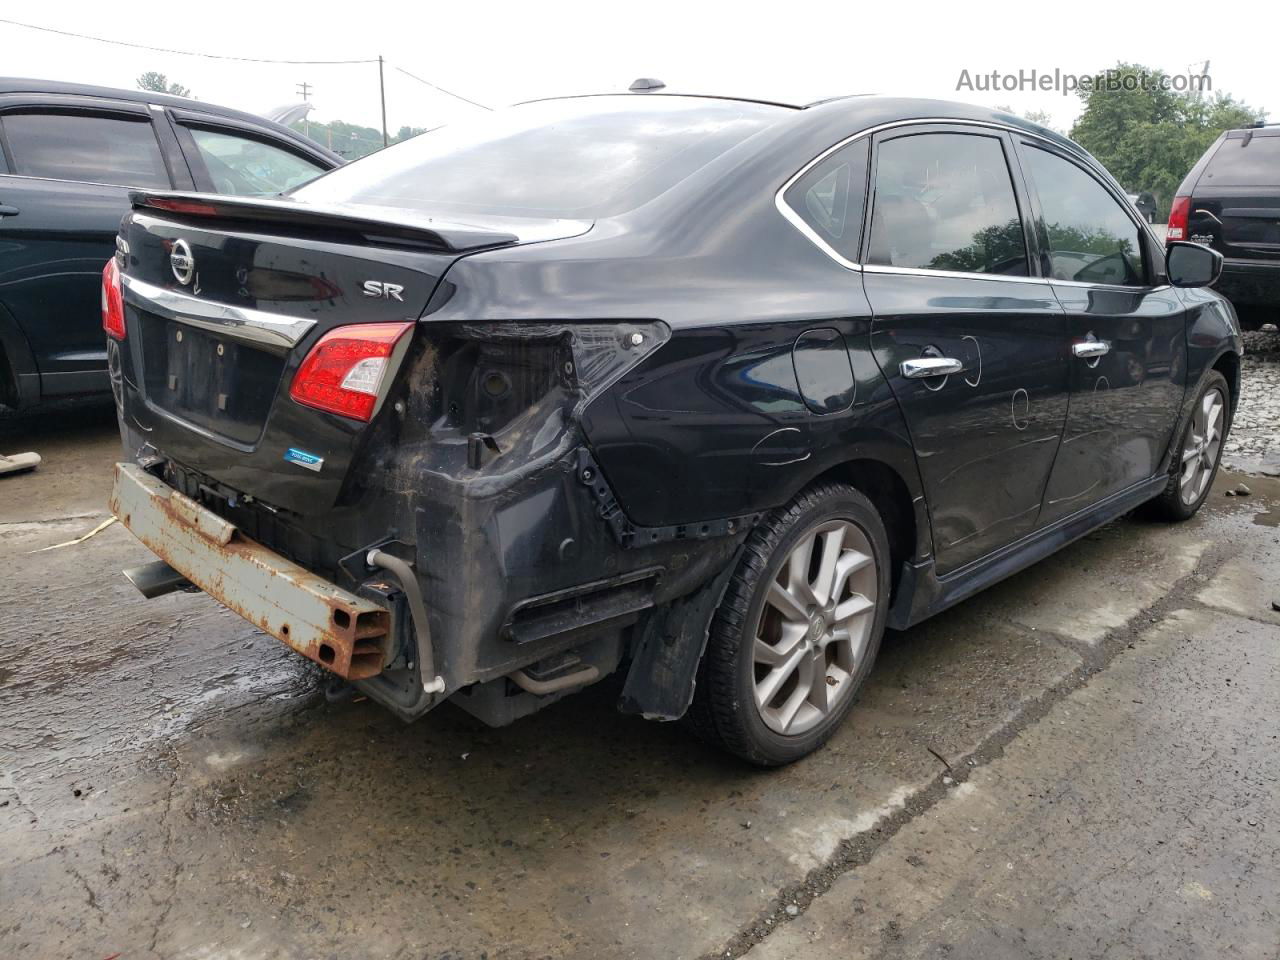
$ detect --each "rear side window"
[1021,146,1145,287]
[867,132,1028,276]
[1202,133,1280,187]
[1,112,169,188]
[782,139,869,264]
[187,127,326,196]
[294,96,784,219]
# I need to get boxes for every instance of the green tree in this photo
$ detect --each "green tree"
[1070,63,1264,216]
[136,72,192,98]
[293,120,428,159]
[995,105,1062,134]
[395,125,428,142]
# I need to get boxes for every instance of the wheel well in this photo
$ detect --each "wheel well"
[810,459,917,601]
[0,342,16,410]
[1212,352,1241,418]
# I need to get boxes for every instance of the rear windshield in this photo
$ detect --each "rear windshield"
[292,96,785,219]
[1202,132,1280,187]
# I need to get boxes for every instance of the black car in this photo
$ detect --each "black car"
[106,94,1240,766]
[1169,124,1280,330]
[0,78,340,410]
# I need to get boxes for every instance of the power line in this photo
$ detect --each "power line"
[0,17,377,64]
[394,65,492,111]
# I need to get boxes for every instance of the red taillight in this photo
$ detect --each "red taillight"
[102,257,126,341]
[289,322,413,421]
[1167,196,1191,241]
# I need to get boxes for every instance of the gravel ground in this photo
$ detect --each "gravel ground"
[1224,329,1280,473]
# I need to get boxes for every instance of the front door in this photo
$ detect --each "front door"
[1016,142,1187,525]
[864,126,1070,576]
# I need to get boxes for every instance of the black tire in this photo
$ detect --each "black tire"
[1145,370,1230,521]
[689,482,891,766]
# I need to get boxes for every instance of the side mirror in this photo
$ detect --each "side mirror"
[1165,241,1223,288]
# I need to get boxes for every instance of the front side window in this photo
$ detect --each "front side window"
[782,139,869,263]
[1021,145,1145,287]
[867,132,1028,276]
[1,112,169,188]
[188,127,326,196]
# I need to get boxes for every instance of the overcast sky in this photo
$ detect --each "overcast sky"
[0,2,1269,138]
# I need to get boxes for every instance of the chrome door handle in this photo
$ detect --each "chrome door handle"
[901,357,962,379]
[1072,339,1111,359]
[0,204,19,218]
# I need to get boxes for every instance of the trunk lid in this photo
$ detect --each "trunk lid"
[115,192,582,516]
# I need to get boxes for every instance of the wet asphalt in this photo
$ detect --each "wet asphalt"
[1,402,1278,959]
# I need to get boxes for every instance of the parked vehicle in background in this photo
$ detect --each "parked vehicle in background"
[1126,191,1157,223]
[106,94,1240,766]
[1169,124,1280,330]
[0,78,341,410]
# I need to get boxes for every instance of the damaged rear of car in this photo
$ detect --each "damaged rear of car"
[109,95,851,748]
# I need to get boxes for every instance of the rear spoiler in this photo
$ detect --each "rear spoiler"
[129,191,525,254]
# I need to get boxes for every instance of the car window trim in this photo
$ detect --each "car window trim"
[777,117,1094,276]
[1013,137,1159,290]
[148,104,195,191]
[0,117,14,173]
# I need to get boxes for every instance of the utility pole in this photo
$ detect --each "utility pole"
[377,56,389,148]
[296,81,312,138]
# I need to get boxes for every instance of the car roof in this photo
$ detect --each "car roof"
[0,76,342,163]
[799,95,1082,150]
[519,92,1089,158]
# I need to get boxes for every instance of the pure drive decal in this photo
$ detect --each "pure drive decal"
[284,448,324,472]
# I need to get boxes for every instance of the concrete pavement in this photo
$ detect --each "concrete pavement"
[2,402,1278,959]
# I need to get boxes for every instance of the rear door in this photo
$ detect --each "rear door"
[0,96,182,397]
[1016,140,1187,524]
[864,124,1070,576]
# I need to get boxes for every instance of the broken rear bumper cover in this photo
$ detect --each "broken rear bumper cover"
[110,462,394,681]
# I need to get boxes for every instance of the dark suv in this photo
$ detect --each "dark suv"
[0,78,340,410]
[1169,125,1280,330]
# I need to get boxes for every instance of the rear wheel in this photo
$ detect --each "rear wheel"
[690,483,890,766]
[1147,371,1229,521]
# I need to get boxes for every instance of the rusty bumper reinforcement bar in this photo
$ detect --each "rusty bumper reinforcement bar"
[110,462,390,680]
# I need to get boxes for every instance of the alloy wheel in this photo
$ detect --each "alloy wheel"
[751,519,878,736]
[1180,386,1226,505]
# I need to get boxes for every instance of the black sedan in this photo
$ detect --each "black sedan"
[105,93,1240,765]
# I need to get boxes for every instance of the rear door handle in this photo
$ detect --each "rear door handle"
[901,357,962,379]
[1072,339,1111,359]
[0,204,19,218]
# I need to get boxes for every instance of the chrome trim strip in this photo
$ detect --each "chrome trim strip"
[121,274,316,352]
[862,263,1049,285]
[1050,278,1171,293]
[773,188,863,272]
